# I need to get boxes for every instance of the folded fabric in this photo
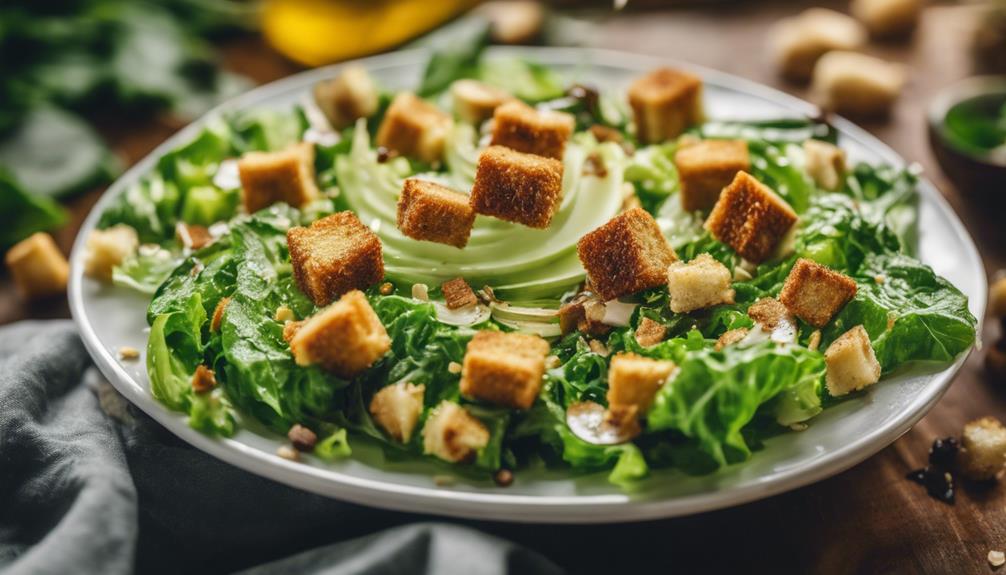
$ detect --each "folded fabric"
[0,321,560,575]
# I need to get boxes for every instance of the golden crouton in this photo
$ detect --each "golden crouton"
[489,100,574,160]
[607,352,676,413]
[558,294,610,337]
[627,67,703,144]
[191,365,217,393]
[287,211,384,306]
[289,290,391,378]
[779,258,857,327]
[470,145,564,229]
[635,317,667,348]
[769,8,867,81]
[238,142,320,214]
[441,277,477,310]
[851,0,920,38]
[369,382,425,443]
[460,331,550,410]
[666,253,735,313]
[313,64,379,129]
[422,401,490,463]
[824,325,880,396]
[704,171,798,263]
[715,327,750,351]
[577,207,678,301]
[958,417,1006,481]
[811,51,905,118]
[5,232,69,299]
[396,178,475,248]
[175,222,213,251]
[803,139,846,191]
[674,140,750,212]
[376,92,452,163]
[747,297,794,330]
[451,79,512,125]
[83,224,139,281]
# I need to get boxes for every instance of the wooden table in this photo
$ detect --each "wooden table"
[3,2,1002,573]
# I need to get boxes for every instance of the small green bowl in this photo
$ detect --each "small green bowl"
[927,76,1006,197]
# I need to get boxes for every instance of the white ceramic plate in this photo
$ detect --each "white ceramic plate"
[69,47,986,523]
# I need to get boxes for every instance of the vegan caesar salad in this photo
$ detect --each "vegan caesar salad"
[86,41,977,489]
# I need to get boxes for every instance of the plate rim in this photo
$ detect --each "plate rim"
[68,46,987,524]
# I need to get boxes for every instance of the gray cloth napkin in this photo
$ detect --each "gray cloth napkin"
[0,321,562,575]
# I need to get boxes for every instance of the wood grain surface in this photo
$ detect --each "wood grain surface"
[3,2,1002,573]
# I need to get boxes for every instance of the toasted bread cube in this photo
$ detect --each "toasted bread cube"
[441,277,477,310]
[5,233,69,299]
[369,382,425,443]
[287,212,384,306]
[422,401,490,463]
[851,0,920,38]
[577,207,677,301]
[715,327,750,351]
[824,325,880,396]
[628,67,703,144]
[811,51,905,118]
[376,92,452,163]
[451,79,512,125]
[397,179,475,248]
[607,352,676,412]
[705,171,798,263]
[83,224,139,281]
[489,100,574,160]
[958,417,1006,481]
[470,145,563,229]
[460,331,550,410]
[313,65,379,129]
[635,317,667,348]
[803,139,847,191]
[779,258,857,327]
[289,290,391,378]
[747,297,794,330]
[666,253,735,313]
[558,295,610,337]
[674,140,750,212]
[769,8,867,81]
[238,142,320,214]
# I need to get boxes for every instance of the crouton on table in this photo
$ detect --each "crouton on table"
[666,253,735,313]
[451,79,512,125]
[376,92,452,163]
[397,178,475,248]
[423,401,490,463]
[313,64,379,129]
[288,212,384,306]
[811,51,905,118]
[803,139,846,191]
[238,142,320,214]
[705,171,798,263]
[674,139,750,212]
[83,224,139,281]
[490,100,574,160]
[769,8,867,81]
[824,325,881,396]
[851,0,920,38]
[369,382,425,443]
[441,277,478,310]
[460,330,550,410]
[5,232,69,299]
[779,258,857,327]
[958,417,1006,481]
[470,145,564,229]
[577,207,677,301]
[607,352,676,413]
[289,290,391,378]
[627,67,703,144]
